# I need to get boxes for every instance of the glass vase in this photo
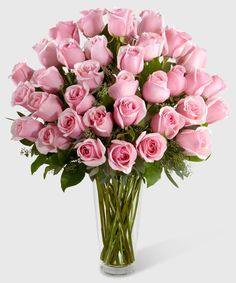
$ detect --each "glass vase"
[93,174,143,275]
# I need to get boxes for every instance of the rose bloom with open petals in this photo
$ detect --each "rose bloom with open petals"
[185,69,212,96]
[108,140,137,174]
[136,132,167,162]
[117,46,144,75]
[142,70,170,103]
[206,96,229,124]
[151,106,185,139]
[76,138,106,166]
[176,127,211,160]
[11,117,43,142]
[11,81,35,111]
[74,60,104,90]
[78,9,105,37]
[138,10,164,35]
[83,106,113,137]
[113,96,147,128]
[49,20,80,43]
[176,96,207,126]
[64,84,95,114]
[108,70,138,100]
[36,124,72,155]
[167,65,186,96]
[202,75,226,99]
[10,62,34,85]
[58,108,85,139]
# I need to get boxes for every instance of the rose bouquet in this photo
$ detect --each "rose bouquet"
[9,8,229,275]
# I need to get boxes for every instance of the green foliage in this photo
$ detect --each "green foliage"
[187,156,205,162]
[61,162,86,191]
[144,161,163,188]
[139,58,162,88]
[20,139,34,146]
[31,155,48,174]
[96,83,114,108]
[17,111,25,117]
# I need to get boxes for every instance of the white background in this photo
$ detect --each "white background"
[0,0,235,282]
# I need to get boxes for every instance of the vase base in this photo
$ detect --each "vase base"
[100,262,135,275]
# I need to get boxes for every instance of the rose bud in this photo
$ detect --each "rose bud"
[151,106,185,139]
[137,10,164,35]
[64,84,95,114]
[33,93,63,122]
[84,35,113,67]
[206,97,229,124]
[167,65,186,96]
[203,75,226,99]
[76,138,106,166]
[117,46,144,75]
[136,32,164,61]
[58,108,85,139]
[142,70,170,103]
[176,96,207,126]
[11,117,43,142]
[107,8,136,37]
[83,106,113,137]
[108,70,138,100]
[11,81,35,111]
[33,67,64,93]
[27,91,49,112]
[49,21,80,43]
[33,39,60,68]
[163,27,192,58]
[36,125,72,155]
[10,63,34,85]
[57,38,85,69]
[108,140,137,174]
[178,45,207,72]
[113,96,147,128]
[136,131,167,162]
[185,69,212,96]
[176,127,211,160]
[78,9,105,37]
[74,60,104,90]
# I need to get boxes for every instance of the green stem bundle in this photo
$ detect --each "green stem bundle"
[95,174,142,267]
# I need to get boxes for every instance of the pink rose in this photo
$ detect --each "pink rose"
[142,71,170,103]
[27,91,48,112]
[58,108,85,138]
[151,106,185,139]
[57,38,85,69]
[10,63,34,85]
[11,117,43,142]
[83,106,113,137]
[185,69,212,96]
[74,60,104,90]
[136,32,164,61]
[33,39,60,68]
[76,138,106,166]
[206,97,229,124]
[203,75,226,99]
[33,94,63,122]
[176,96,207,126]
[49,21,80,43]
[178,45,207,73]
[137,10,164,36]
[113,96,147,128]
[64,84,95,114]
[11,81,35,111]
[136,131,167,162]
[108,70,138,100]
[78,9,105,37]
[117,46,144,75]
[36,124,72,155]
[176,127,211,160]
[107,8,136,37]
[84,35,113,67]
[108,140,137,174]
[167,65,186,96]
[163,28,192,58]
[33,67,64,93]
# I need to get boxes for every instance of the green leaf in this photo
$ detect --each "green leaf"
[139,58,162,88]
[187,156,205,162]
[144,161,163,188]
[20,139,34,146]
[31,144,40,157]
[43,165,63,179]
[17,111,25,117]
[31,155,48,175]
[61,163,86,191]
[165,169,179,188]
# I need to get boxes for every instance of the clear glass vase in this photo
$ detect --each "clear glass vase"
[93,174,143,275]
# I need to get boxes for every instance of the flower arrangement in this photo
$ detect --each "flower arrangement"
[9,8,229,274]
